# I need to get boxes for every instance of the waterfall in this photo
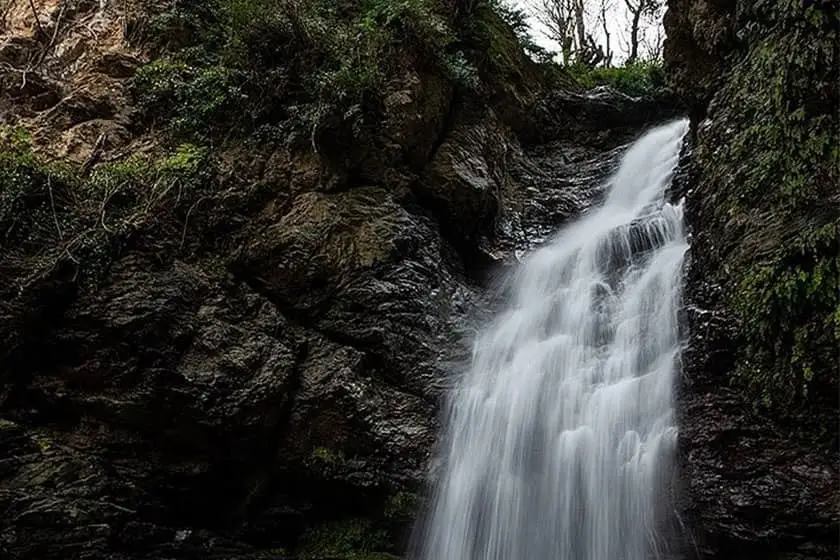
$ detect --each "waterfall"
[412,119,691,560]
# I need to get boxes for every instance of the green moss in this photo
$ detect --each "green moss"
[310,446,346,465]
[720,31,837,212]
[383,490,421,520]
[296,518,394,559]
[693,0,839,410]
[733,238,839,405]
[33,436,52,453]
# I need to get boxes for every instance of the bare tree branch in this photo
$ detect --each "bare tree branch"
[533,0,663,66]
[599,0,612,66]
[533,0,578,64]
[27,0,45,39]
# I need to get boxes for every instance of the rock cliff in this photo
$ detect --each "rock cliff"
[2,0,834,558]
[665,0,839,557]
[0,1,673,558]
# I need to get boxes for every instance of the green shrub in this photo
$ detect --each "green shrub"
[135,58,244,139]
[134,0,403,135]
[569,60,666,96]
[0,129,212,291]
[132,0,547,139]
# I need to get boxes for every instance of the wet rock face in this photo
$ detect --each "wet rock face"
[524,87,684,148]
[662,0,735,118]
[0,2,686,558]
[665,0,839,557]
[2,260,301,555]
[420,108,511,242]
[0,100,677,560]
[237,186,486,403]
[1,214,478,558]
[0,3,525,557]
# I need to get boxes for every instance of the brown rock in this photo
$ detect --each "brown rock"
[420,108,512,241]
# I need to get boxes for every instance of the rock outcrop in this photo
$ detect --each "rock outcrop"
[10,0,829,557]
[665,0,839,557]
[0,1,677,558]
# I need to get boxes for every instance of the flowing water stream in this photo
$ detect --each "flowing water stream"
[413,119,690,560]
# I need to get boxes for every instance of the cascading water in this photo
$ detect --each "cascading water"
[412,119,691,560]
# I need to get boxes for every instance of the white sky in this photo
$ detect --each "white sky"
[509,0,664,63]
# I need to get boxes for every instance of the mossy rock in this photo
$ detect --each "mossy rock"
[295,518,396,559]
[685,0,839,411]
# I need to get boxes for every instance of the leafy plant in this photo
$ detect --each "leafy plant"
[131,0,550,139]
[0,129,213,291]
[134,58,245,139]
[568,60,666,96]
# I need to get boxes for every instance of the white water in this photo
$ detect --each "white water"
[413,119,690,560]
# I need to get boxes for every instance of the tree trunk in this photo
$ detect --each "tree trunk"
[574,0,586,56]
[601,1,612,66]
[627,5,642,63]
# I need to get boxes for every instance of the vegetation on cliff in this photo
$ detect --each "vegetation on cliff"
[1,0,552,296]
[0,126,212,294]
[690,0,838,412]
[129,0,560,143]
[665,0,838,555]
[0,1,565,558]
[567,60,666,96]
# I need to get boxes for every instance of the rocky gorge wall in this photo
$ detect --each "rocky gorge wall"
[0,1,675,558]
[665,0,839,557]
[1,0,835,558]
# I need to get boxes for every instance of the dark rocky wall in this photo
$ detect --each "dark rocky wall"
[0,1,676,558]
[664,0,839,557]
[7,0,833,557]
